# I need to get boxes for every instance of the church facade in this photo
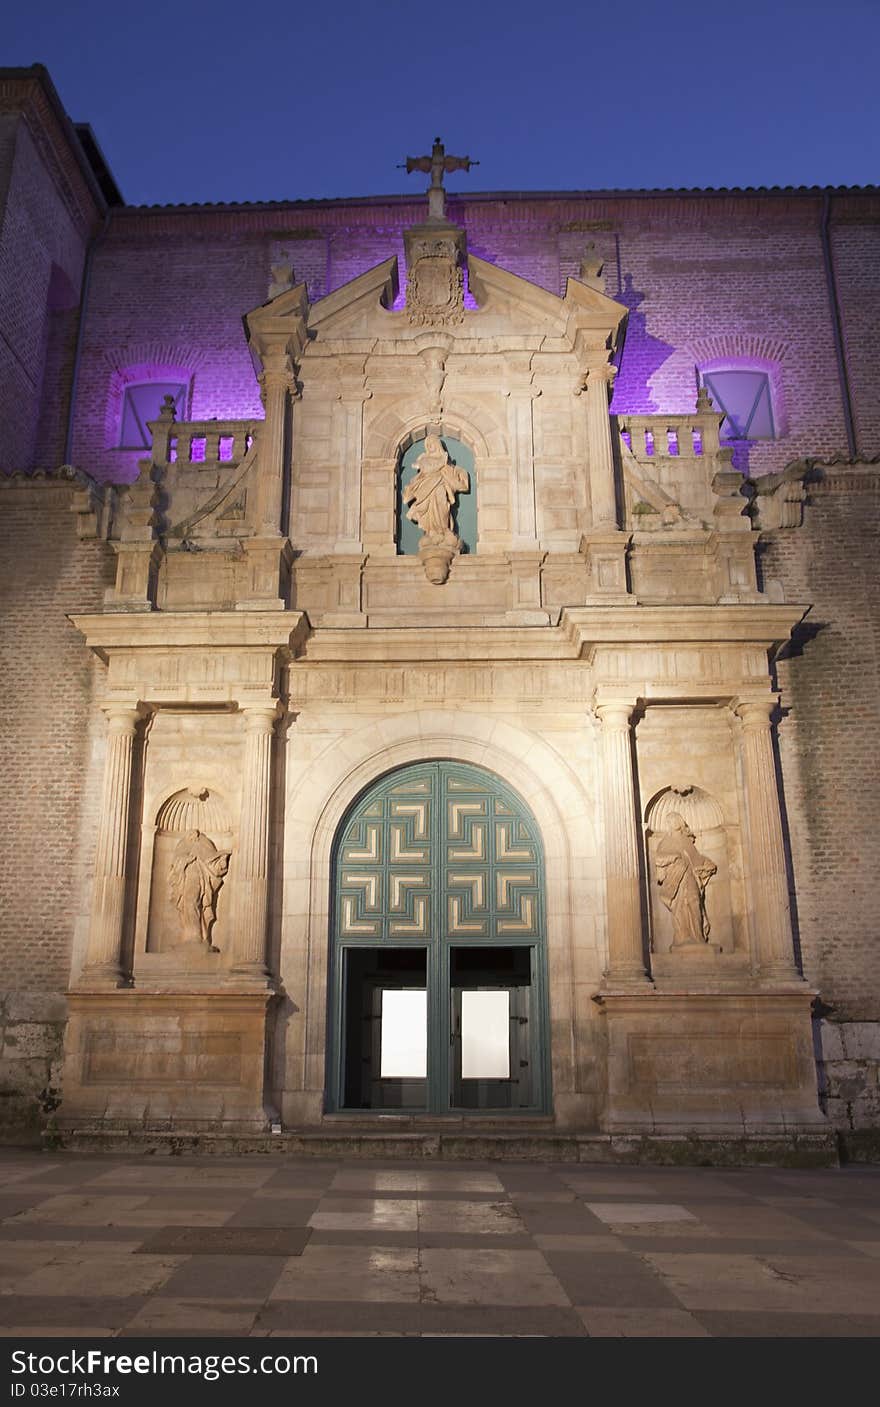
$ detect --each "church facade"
[1,68,878,1160]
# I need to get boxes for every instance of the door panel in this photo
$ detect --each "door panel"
[331,762,549,1113]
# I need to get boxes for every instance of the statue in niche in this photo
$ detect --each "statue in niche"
[655,813,717,948]
[168,829,230,950]
[402,435,470,584]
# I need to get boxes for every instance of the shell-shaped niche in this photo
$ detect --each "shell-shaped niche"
[645,784,734,955]
[646,784,724,836]
[147,787,233,954]
[156,787,231,835]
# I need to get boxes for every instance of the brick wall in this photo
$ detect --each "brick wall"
[832,219,880,456]
[66,191,879,485]
[0,114,90,473]
[0,479,113,1138]
[764,464,880,1131]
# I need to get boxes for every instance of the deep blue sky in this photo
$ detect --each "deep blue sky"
[5,0,878,205]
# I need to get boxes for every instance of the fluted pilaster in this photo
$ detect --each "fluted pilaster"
[231,706,278,974]
[83,706,141,984]
[734,699,800,981]
[584,363,619,529]
[253,348,295,534]
[596,702,649,983]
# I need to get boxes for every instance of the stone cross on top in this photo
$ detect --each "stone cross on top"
[402,137,478,221]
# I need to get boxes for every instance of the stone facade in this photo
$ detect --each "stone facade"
[1,69,878,1157]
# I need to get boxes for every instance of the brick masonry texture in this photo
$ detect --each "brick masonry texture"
[0,113,92,473]
[62,192,879,484]
[0,481,114,1137]
[764,468,880,1128]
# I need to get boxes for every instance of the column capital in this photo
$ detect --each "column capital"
[99,702,147,734]
[239,701,281,732]
[575,362,618,397]
[593,699,637,730]
[584,361,618,384]
[732,696,778,728]
[258,346,296,383]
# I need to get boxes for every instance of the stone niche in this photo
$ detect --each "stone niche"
[645,784,735,956]
[635,706,750,980]
[144,787,234,958]
[132,710,245,982]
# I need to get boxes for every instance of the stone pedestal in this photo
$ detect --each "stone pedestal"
[597,990,825,1133]
[57,991,276,1134]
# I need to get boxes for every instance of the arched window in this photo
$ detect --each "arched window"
[700,369,775,441]
[396,435,476,555]
[119,381,188,449]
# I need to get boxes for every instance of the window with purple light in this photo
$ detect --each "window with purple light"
[700,370,775,440]
[119,382,188,449]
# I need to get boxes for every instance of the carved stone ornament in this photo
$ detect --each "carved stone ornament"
[406,237,465,327]
[402,434,470,583]
[654,812,717,948]
[579,242,605,292]
[268,259,295,300]
[168,828,230,951]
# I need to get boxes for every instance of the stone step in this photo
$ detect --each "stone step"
[47,1125,840,1167]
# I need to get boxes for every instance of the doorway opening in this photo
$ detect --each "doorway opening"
[328,760,550,1115]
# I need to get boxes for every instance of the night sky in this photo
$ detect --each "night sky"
[5,0,879,206]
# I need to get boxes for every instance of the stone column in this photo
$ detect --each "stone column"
[595,702,649,984]
[584,363,619,529]
[82,705,141,985]
[231,705,278,975]
[734,699,800,981]
[253,348,295,535]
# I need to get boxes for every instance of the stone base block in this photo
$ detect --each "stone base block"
[55,991,276,1134]
[597,989,825,1133]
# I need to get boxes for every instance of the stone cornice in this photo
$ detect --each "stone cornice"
[300,603,807,663]
[70,611,310,656]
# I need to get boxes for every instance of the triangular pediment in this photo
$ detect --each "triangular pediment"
[242,246,627,360]
[307,257,399,332]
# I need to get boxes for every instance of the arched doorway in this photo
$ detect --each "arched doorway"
[327,761,550,1114]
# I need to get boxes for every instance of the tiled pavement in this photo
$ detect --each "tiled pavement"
[0,1150,878,1337]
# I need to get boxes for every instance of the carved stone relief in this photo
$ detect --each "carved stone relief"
[645,785,735,955]
[168,829,230,949]
[654,813,716,947]
[405,236,465,326]
[146,788,233,955]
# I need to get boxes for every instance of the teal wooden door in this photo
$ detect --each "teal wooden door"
[329,761,549,1113]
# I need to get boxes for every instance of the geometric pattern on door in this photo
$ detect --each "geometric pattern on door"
[334,761,543,945]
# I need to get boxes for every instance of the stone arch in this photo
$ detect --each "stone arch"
[363,397,506,461]
[278,711,601,1128]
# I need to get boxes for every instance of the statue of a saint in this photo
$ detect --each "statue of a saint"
[168,829,230,949]
[655,813,717,948]
[402,434,469,546]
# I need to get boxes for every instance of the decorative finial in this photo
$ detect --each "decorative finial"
[696,384,713,413]
[268,256,295,300]
[400,137,479,221]
[579,242,605,292]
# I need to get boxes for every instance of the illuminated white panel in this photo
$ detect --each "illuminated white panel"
[380,990,427,1078]
[461,990,510,1079]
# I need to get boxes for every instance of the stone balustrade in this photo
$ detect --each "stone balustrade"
[615,395,734,528]
[147,400,260,469]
